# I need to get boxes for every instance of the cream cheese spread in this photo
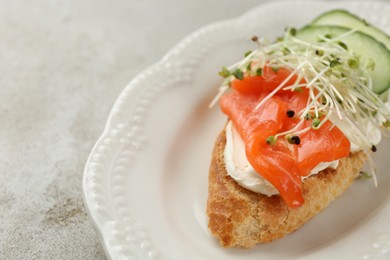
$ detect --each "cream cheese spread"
[224,117,383,196]
[224,121,340,196]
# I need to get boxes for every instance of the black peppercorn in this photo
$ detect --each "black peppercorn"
[286,110,295,118]
[291,135,301,145]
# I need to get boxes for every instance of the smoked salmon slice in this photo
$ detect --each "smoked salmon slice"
[220,67,350,208]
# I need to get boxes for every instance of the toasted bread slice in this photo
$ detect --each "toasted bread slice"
[206,128,367,248]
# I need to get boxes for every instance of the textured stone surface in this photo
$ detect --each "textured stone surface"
[0,0,270,258]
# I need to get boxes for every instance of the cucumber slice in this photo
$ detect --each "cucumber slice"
[311,9,390,50]
[297,25,390,94]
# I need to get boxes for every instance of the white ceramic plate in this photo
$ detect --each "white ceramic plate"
[83,1,390,259]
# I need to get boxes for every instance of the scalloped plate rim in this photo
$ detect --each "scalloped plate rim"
[82,1,390,259]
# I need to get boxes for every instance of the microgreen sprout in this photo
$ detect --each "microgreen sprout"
[286,134,294,144]
[338,41,348,50]
[283,47,291,55]
[329,59,341,67]
[271,65,279,72]
[358,171,372,180]
[244,50,252,57]
[348,58,359,69]
[246,62,252,72]
[312,118,321,128]
[232,68,244,80]
[289,27,297,36]
[294,87,303,92]
[383,120,390,128]
[210,28,390,158]
[315,49,324,56]
[219,66,231,78]
[266,136,276,145]
[304,113,312,120]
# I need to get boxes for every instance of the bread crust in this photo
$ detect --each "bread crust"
[206,128,367,248]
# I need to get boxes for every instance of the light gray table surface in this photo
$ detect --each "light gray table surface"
[0,0,370,259]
